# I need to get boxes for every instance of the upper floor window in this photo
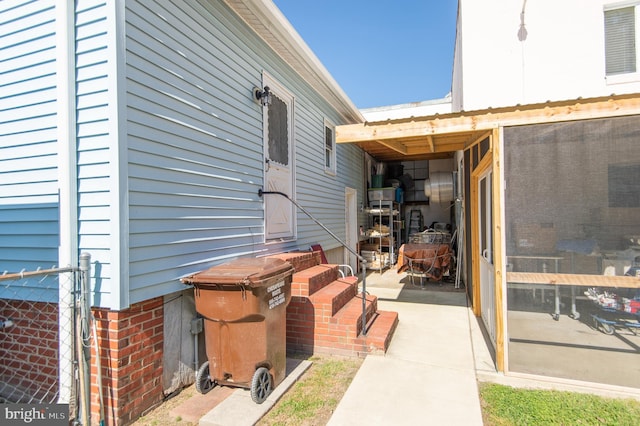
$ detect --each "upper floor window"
[324,119,336,175]
[605,6,637,75]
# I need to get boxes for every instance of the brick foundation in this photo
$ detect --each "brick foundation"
[92,298,164,425]
[0,300,59,403]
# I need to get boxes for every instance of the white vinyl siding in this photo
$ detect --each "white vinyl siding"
[605,6,637,75]
[0,0,59,279]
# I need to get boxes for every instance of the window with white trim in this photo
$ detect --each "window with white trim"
[324,119,336,175]
[605,6,637,75]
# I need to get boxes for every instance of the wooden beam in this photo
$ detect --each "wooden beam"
[470,166,481,318]
[376,139,407,155]
[468,130,493,149]
[491,128,505,373]
[337,95,640,144]
[427,135,434,152]
[506,272,640,289]
[405,143,465,156]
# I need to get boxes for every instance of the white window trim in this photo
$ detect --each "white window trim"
[605,2,640,85]
[324,118,337,176]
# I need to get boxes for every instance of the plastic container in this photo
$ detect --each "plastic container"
[395,187,404,203]
[369,187,396,201]
[181,257,294,403]
[372,174,384,188]
[409,230,452,244]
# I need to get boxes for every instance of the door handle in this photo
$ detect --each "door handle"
[265,158,270,171]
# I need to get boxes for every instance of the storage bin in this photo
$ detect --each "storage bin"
[368,187,395,201]
[409,231,452,244]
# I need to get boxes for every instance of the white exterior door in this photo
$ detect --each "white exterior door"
[264,77,295,240]
[479,167,497,346]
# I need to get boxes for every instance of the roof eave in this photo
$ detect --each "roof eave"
[224,0,364,124]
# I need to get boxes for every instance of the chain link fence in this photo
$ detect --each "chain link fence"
[0,256,90,422]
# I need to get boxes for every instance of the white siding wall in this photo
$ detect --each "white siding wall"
[124,0,364,304]
[455,0,640,111]
[0,1,59,278]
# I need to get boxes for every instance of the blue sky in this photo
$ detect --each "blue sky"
[272,1,458,109]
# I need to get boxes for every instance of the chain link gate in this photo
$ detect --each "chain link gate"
[0,253,92,424]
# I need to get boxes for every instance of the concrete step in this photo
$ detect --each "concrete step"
[354,310,400,354]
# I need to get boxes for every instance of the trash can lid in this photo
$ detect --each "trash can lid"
[181,257,294,287]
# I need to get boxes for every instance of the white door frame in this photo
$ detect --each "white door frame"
[263,73,296,240]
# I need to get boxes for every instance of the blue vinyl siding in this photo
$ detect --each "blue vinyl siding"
[75,0,114,307]
[124,0,365,304]
[125,0,266,303]
[2,0,365,307]
[0,0,59,286]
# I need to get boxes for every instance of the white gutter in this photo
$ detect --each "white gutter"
[226,0,365,124]
[56,0,77,405]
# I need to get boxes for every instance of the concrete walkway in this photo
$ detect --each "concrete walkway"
[327,272,486,426]
[197,269,493,426]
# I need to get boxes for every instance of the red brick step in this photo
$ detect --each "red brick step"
[310,276,358,318]
[354,310,399,354]
[330,293,378,337]
[291,264,339,297]
[268,252,399,357]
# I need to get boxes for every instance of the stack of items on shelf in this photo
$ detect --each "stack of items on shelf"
[367,224,390,237]
[360,250,390,270]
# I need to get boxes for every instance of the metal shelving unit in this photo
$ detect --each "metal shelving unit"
[363,200,401,272]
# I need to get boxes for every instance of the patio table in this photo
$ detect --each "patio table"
[397,243,453,282]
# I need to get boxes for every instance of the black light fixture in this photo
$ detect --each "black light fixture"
[253,86,272,107]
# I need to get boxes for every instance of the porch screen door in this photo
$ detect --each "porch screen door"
[264,79,295,240]
[479,167,497,346]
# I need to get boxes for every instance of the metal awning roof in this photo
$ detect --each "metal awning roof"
[336,94,640,162]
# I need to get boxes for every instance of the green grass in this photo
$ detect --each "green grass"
[479,383,640,426]
[257,355,362,426]
[258,356,640,426]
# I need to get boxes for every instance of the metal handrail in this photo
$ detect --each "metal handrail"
[258,189,369,336]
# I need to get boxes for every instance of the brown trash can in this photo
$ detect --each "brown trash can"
[181,257,294,403]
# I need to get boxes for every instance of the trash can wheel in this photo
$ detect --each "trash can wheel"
[195,361,216,394]
[250,367,273,404]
